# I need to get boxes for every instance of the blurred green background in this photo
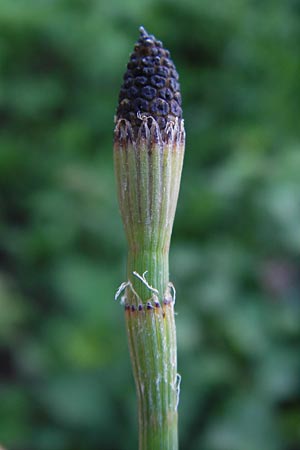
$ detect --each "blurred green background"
[1,0,300,449]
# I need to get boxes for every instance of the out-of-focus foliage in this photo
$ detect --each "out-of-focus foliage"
[1,0,300,449]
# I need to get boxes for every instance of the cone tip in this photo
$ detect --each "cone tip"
[139,26,148,37]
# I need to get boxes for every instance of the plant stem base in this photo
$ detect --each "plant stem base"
[125,297,178,450]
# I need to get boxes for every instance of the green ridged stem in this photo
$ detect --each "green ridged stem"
[126,252,178,450]
[114,118,185,450]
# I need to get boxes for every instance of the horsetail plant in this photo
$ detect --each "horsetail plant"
[114,27,185,450]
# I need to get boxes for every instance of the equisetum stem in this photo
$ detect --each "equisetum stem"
[128,249,168,300]
[126,249,178,450]
[114,27,185,450]
[114,117,184,449]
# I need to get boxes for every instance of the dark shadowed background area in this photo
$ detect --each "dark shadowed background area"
[1,0,300,449]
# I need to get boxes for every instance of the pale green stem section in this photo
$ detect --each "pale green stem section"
[114,118,185,450]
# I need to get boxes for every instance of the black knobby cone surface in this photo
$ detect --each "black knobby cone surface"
[116,27,182,136]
